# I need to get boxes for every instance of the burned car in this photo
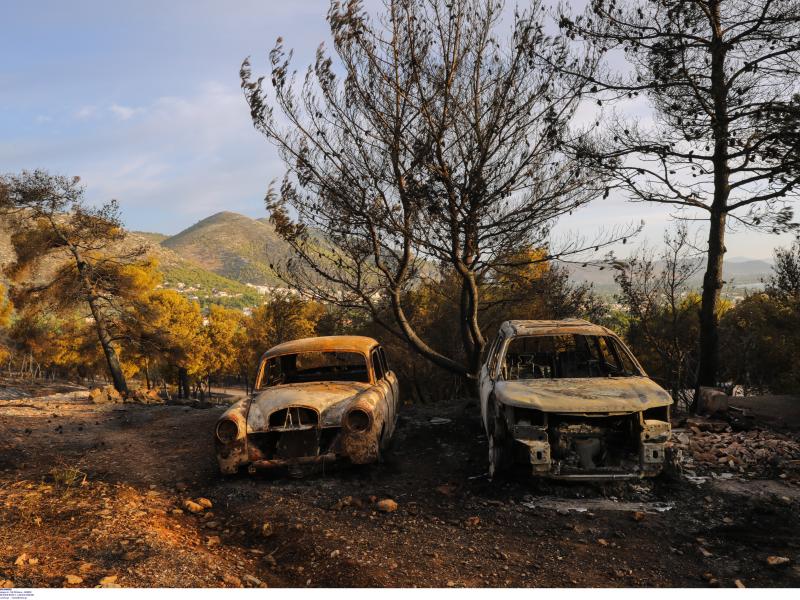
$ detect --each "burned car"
[479,320,672,480]
[215,336,399,474]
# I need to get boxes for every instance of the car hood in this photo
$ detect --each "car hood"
[494,376,671,413]
[246,381,372,430]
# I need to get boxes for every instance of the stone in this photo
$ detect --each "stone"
[243,574,267,588]
[196,497,213,509]
[14,553,28,566]
[632,511,646,522]
[79,563,93,573]
[331,496,353,510]
[464,516,481,528]
[129,389,163,405]
[330,549,340,558]
[767,556,790,567]
[183,500,204,513]
[734,579,745,588]
[89,386,123,405]
[376,498,398,513]
[697,387,729,416]
[99,575,118,586]
[261,522,274,538]
[64,575,83,585]
[436,484,457,496]
[0,580,14,589]
[222,574,242,587]
[206,535,221,547]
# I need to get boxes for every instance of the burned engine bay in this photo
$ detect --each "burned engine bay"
[506,405,671,479]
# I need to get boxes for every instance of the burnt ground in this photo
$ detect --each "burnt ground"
[0,382,799,588]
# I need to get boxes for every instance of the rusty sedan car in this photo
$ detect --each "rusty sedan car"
[480,319,672,480]
[215,336,399,474]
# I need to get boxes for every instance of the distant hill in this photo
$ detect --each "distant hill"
[160,211,289,285]
[568,257,774,294]
[0,220,264,310]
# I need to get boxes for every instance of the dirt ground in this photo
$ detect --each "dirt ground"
[1,379,799,588]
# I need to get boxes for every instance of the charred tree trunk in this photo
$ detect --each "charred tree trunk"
[695,6,730,408]
[696,209,727,390]
[78,262,128,396]
[178,367,190,399]
[144,358,151,390]
[87,295,128,396]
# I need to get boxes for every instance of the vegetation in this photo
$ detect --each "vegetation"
[0,171,155,394]
[719,237,800,394]
[159,263,263,309]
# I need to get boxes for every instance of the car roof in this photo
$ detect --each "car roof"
[499,319,616,338]
[260,335,379,360]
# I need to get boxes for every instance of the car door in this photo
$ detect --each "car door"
[379,347,398,423]
[479,334,503,434]
[370,348,395,439]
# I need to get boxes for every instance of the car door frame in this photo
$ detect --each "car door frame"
[370,346,397,441]
[479,333,505,434]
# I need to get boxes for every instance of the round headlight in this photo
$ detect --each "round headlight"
[345,408,371,433]
[215,419,239,444]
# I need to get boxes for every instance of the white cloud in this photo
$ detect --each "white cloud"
[67,81,277,232]
[109,103,144,120]
[74,105,97,120]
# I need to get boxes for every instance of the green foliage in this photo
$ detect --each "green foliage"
[719,293,800,394]
[0,283,13,364]
[159,263,263,309]
[719,239,800,394]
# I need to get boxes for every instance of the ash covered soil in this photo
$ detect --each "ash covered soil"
[1,380,799,588]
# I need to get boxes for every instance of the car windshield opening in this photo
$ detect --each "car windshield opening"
[502,334,641,380]
[259,351,370,387]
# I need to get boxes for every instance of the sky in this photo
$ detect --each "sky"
[1,0,794,260]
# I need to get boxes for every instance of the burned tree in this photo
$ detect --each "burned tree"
[558,0,800,396]
[614,224,703,407]
[0,170,149,395]
[242,0,630,382]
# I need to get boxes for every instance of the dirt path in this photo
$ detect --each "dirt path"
[0,390,799,588]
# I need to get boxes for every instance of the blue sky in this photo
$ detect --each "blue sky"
[1,0,793,259]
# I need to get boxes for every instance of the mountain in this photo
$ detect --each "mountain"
[160,211,289,285]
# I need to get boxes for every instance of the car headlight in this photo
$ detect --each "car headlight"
[345,408,372,433]
[215,419,240,444]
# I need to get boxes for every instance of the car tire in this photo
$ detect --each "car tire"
[487,401,512,480]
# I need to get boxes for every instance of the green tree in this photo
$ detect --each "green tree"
[0,171,153,394]
[240,294,325,390]
[202,304,246,394]
[134,289,206,398]
[614,226,704,407]
[0,283,13,366]
[720,237,800,393]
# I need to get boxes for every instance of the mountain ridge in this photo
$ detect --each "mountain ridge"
[159,211,288,286]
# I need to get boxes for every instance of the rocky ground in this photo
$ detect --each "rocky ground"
[0,378,799,588]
